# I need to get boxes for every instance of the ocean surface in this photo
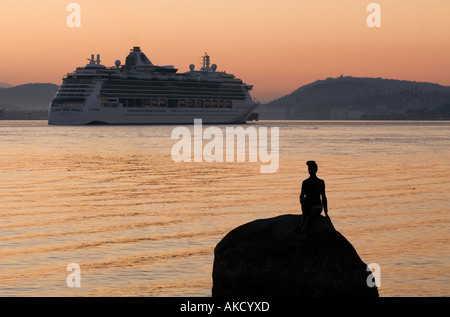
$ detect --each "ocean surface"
[0,120,448,297]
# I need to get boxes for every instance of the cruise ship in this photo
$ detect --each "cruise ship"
[48,47,258,125]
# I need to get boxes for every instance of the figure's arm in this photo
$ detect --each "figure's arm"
[322,182,328,217]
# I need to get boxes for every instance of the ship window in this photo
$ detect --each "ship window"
[205,100,211,108]
[187,99,195,108]
[179,99,186,107]
[152,99,159,107]
[212,100,218,108]
[226,101,233,108]
[219,100,225,108]
[196,100,204,108]
[160,99,167,107]
[168,99,178,108]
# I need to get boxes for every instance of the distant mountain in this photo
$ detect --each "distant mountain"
[0,83,59,119]
[0,83,14,88]
[0,83,59,111]
[258,76,450,120]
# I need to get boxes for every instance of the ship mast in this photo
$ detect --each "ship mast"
[202,53,210,69]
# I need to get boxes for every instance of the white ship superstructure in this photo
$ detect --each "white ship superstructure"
[48,47,258,125]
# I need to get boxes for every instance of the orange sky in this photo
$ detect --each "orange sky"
[0,0,449,102]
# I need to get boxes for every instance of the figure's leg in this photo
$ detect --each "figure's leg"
[301,211,312,236]
[313,205,323,217]
[298,205,308,232]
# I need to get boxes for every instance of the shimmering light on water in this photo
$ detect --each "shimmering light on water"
[0,120,449,296]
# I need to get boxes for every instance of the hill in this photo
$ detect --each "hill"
[258,76,450,120]
[0,83,14,88]
[0,83,59,119]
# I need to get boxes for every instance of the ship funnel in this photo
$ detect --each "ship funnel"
[85,53,105,69]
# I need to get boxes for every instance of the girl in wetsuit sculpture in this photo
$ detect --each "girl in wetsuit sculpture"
[298,161,329,237]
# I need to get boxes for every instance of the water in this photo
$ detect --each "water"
[0,120,448,297]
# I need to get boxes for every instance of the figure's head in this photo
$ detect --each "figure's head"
[306,161,318,175]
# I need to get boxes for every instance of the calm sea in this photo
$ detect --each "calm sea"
[0,120,448,297]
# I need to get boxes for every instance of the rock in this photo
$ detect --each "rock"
[212,214,379,297]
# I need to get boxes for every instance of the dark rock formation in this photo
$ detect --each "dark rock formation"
[212,214,379,297]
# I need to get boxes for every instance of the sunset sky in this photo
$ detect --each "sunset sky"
[0,0,449,102]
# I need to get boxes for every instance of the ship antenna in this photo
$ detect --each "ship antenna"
[203,53,210,69]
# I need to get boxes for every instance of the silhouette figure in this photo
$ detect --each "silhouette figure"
[297,161,328,237]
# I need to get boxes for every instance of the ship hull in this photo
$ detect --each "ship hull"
[48,99,258,125]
